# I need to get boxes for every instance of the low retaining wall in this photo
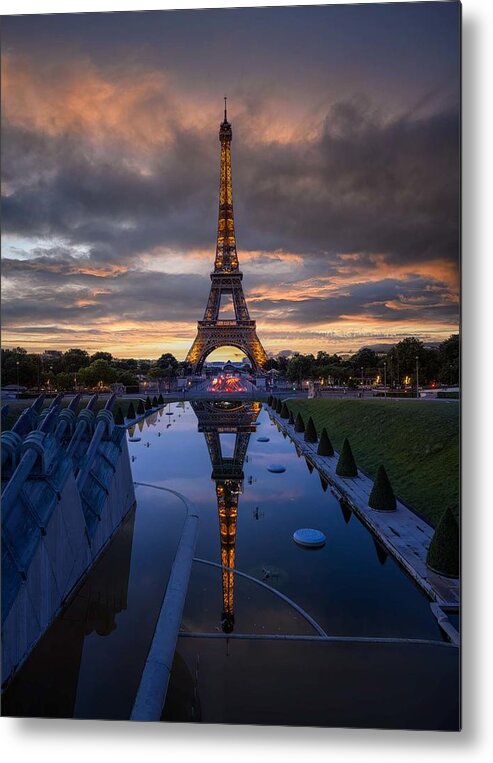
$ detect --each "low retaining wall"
[2,400,136,686]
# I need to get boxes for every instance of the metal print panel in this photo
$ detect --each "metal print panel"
[1,1,461,730]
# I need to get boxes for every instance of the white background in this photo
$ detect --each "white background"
[1,0,491,760]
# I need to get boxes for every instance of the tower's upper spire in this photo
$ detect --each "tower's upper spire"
[219,97,232,142]
[216,101,237,271]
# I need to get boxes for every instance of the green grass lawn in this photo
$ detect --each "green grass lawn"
[282,398,459,527]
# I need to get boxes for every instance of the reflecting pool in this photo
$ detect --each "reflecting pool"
[2,401,459,729]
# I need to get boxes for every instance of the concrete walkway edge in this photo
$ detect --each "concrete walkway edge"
[130,486,199,721]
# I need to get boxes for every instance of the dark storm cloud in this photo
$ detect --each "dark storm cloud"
[2,4,460,114]
[2,253,457,334]
[2,260,209,324]
[251,276,459,327]
[3,98,459,267]
[236,100,460,264]
[1,122,218,257]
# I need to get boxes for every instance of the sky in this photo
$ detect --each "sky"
[1,2,461,360]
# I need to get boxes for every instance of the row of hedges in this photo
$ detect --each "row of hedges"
[277,398,459,525]
[267,397,459,579]
[114,394,165,424]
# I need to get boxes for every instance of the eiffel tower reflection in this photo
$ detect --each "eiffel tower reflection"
[191,400,261,632]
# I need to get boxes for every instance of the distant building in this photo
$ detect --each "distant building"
[204,359,252,373]
[42,350,63,361]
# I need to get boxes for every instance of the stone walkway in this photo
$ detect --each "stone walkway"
[269,409,460,609]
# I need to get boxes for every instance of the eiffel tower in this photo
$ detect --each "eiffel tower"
[191,400,261,632]
[186,100,268,372]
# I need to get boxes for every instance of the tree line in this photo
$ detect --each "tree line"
[265,335,459,388]
[1,335,459,391]
[1,349,128,390]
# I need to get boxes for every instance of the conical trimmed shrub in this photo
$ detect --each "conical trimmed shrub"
[280,402,289,419]
[152,395,158,407]
[271,396,277,409]
[157,393,164,405]
[127,401,136,420]
[336,438,358,477]
[145,396,152,411]
[319,474,328,493]
[368,465,396,511]
[276,398,283,414]
[288,410,295,425]
[317,427,334,456]
[305,457,314,474]
[137,399,145,415]
[267,394,273,407]
[114,407,124,425]
[304,416,318,443]
[426,508,459,578]
[294,412,305,432]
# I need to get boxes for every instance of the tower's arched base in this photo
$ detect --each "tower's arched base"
[186,321,268,372]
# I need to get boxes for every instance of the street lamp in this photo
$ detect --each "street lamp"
[16,360,20,396]
[415,355,419,399]
[384,361,387,398]
[361,366,364,397]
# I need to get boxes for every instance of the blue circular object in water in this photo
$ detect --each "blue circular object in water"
[267,464,286,473]
[293,528,326,548]
[257,436,270,442]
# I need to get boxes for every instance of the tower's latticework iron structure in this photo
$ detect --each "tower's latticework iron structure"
[191,400,261,632]
[186,101,268,372]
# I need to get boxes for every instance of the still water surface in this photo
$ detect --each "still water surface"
[3,401,459,729]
